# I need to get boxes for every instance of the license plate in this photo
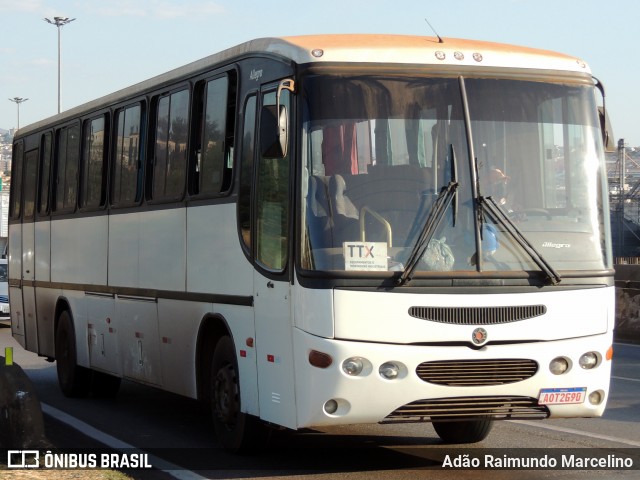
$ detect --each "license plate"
[538,387,586,405]
[0,305,9,314]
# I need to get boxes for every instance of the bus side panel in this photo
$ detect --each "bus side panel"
[87,294,120,375]
[216,304,260,416]
[117,296,161,385]
[35,219,54,357]
[157,299,209,398]
[184,203,259,411]
[62,289,90,368]
[34,287,59,359]
[156,301,260,407]
[34,219,51,282]
[139,208,186,292]
[186,204,253,297]
[51,216,108,286]
[109,212,140,287]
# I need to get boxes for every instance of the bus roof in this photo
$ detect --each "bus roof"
[271,34,589,72]
[16,34,591,137]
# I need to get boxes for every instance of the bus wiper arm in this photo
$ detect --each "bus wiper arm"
[396,181,458,286]
[481,196,562,285]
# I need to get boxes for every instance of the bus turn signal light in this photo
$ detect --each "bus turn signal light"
[309,350,333,369]
[606,345,613,361]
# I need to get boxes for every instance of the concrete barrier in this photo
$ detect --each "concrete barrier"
[0,350,47,448]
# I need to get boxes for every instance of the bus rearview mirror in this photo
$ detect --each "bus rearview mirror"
[260,104,288,158]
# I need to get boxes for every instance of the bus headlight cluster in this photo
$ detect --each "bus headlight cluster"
[379,362,400,380]
[550,351,601,375]
[579,352,599,370]
[549,357,570,375]
[340,357,405,380]
[342,357,365,376]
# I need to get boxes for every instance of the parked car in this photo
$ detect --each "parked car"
[0,258,9,324]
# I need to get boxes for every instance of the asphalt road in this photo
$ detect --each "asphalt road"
[2,324,639,479]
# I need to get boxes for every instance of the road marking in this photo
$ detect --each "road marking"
[41,403,207,480]
[612,375,640,383]
[510,420,640,447]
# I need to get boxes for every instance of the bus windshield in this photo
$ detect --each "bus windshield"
[300,72,610,278]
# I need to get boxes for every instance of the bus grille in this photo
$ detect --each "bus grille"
[383,396,549,422]
[408,305,546,325]
[416,359,538,386]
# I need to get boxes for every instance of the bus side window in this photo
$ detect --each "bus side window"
[54,124,80,213]
[238,94,257,249]
[151,89,189,201]
[191,74,235,197]
[111,104,142,206]
[38,133,53,215]
[80,115,107,209]
[23,149,38,219]
[9,141,24,220]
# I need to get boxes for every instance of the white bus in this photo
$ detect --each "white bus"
[9,34,615,451]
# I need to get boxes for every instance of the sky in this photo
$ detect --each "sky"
[1,0,638,145]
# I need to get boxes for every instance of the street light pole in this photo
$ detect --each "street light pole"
[8,97,29,130]
[44,16,75,114]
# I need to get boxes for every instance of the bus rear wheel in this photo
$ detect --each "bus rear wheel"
[432,416,494,444]
[210,335,268,452]
[55,310,92,398]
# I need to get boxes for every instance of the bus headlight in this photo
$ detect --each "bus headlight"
[579,352,598,370]
[342,357,365,376]
[379,362,400,380]
[549,357,570,375]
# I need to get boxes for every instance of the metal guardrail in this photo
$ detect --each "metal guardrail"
[615,257,640,265]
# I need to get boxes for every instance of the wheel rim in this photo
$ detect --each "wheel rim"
[213,363,239,428]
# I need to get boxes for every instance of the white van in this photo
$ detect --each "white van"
[0,258,9,324]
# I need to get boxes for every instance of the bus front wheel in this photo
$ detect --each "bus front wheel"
[210,335,268,452]
[432,416,494,444]
[55,310,92,398]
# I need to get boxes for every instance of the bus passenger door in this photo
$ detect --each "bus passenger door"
[252,83,296,429]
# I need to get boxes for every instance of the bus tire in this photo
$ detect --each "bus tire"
[210,335,268,452]
[432,416,494,444]
[55,310,92,398]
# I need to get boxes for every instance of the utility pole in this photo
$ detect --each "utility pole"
[8,97,28,130]
[44,16,75,114]
[619,138,627,255]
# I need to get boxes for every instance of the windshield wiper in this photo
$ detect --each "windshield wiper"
[397,145,458,286]
[480,195,562,285]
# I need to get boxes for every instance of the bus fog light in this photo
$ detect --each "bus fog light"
[324,399,338,414]
[549,357,569,375]
[579,352,598,370]
[589,390,604,405]
[342,357,365,376]
[379,362,400,380]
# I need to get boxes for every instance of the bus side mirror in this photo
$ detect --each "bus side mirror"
[593,78,616,153]
[260,104,288,158]
[598,106,616,153]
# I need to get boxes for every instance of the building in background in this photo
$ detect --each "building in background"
[0,129,12,254]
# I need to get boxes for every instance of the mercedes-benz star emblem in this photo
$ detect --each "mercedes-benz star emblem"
[472,327,488,345]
